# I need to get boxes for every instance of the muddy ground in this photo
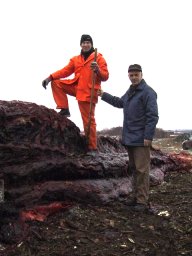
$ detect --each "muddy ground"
[1,138,192,256]
[1,170,191,255]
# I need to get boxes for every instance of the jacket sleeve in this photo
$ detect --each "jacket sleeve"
[144,89,159,140]
[97,55,109,81]
[51,58,75,80]
[101,92,124,108]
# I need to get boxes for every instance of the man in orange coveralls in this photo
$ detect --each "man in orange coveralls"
[42,34,109,154]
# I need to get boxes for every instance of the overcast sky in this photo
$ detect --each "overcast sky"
[1,0,191,131]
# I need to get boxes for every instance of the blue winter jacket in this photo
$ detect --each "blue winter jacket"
[101,79,159,146]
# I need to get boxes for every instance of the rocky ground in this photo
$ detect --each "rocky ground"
[1,164,192,256]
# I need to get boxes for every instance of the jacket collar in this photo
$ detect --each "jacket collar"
[83,52,96,64]
[132,79,146,91]
[127,79,146,99]
[81,47,95,62]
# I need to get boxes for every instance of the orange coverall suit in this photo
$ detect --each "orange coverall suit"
[50,52,109,150]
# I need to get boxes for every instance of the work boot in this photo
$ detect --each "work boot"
[133,203,148,212]
[125,198,137,207]
[59,108,70,117]
[86,149,98,157]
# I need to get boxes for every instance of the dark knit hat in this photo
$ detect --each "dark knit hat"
[80,34,93,45]
[128,64,142,72]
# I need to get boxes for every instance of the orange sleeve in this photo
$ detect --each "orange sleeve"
[51,58,75,80]
[97,55,109,81]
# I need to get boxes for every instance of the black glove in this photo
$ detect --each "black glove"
[90,61,100,73]
[42,77,52,89]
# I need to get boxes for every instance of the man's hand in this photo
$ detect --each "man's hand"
[42,77,52,89]
[144,139,152,147]
[97,89,104,97]
[90,61,100,73]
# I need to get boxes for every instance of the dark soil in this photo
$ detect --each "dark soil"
[1,169,192,256]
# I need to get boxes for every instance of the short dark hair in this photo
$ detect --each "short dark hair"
[128,64,142,73]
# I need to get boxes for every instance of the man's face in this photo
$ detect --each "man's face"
[128,71,143,86]
[81,41,92,52]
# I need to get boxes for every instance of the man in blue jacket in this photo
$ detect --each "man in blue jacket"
[98,64,159,212]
